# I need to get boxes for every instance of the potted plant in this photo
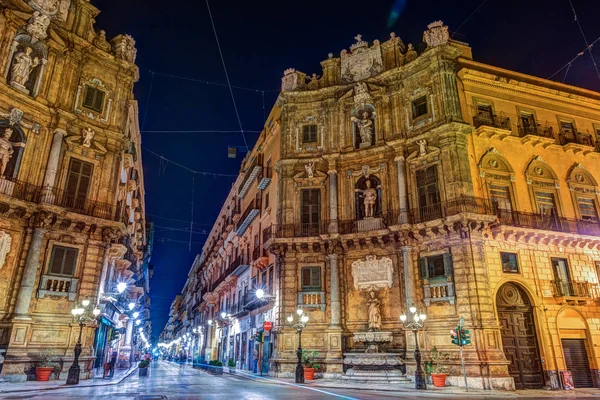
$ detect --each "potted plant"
[138,360,150,377]
[35,350,55,381]
[429,346,450,387]
[227,358,236,374]
[301,350,320,380]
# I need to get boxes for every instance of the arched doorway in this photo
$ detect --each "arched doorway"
[496,283,544,389]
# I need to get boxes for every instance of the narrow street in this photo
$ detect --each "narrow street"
[0,361,504,400]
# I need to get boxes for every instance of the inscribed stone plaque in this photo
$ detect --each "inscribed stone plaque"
[351,254,393,291]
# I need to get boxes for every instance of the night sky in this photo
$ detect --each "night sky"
[93,0,600,336]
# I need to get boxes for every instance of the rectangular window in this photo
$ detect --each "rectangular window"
[416,166,441,220]
[476,103,493,126]
[418,253,453,280]
[412,96,428,119]
[535,191,557,215]
[264,191,269,210]
[520,112,536,134]
[49,245,78,276]
[65,158,93,206]
[560,121,575,135]
[301,266,321,291]
[300,189,320,228]
[490,184,512,212]
[501,252,519,273]
[551,258,573,296]
[82,85,106,113]
[595,261,600,283]
[578,197,598,221]
[302,124,318,143]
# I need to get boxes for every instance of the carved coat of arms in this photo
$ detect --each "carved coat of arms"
[341,35,384,83]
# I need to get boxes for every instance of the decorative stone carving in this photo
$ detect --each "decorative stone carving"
[33,211,56,229]
[423,20,449,48]
[367,291,382,331]
[123,153,134,169]
[341,35,384,83]
[110,34,137,63]
[353,82,372,107]
[281,68,299,92]
[102,227,120,243]
[306,73,320,90]
[29,0,60,15]
[82,127,94,147]
[26,11,51,42]
[352,110,374,147]
[404,43,417,63]
[93,30,112,52]
[351,331,393,353]
[0,231,12,270]
[304,161,315,179]
[0,108,24,126]
[351,254,393,291]
[10,47,42,93]
[417,139,427,157]
[0,128,14,176]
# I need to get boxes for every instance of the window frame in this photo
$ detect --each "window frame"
[500,252,520,274]
[82,85,106,113]
[300,188,321,226]
[48,245,79,277]
[64,157,94,202]
[418,253,453,281]
[302,124,318,143]
[412,96,428,119]
[300,266,322,291]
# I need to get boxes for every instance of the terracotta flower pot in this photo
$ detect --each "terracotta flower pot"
[304,367,315,380]
[431,373,447,387]
[35,367,54,381]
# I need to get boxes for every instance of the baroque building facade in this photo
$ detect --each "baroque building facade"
[167,21,600,390]
[0,0,151,381]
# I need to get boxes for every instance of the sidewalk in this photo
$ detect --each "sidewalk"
[233,370,600,397]
[0,365,137,394]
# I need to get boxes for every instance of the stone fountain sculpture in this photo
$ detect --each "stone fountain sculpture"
[343,255,408,383]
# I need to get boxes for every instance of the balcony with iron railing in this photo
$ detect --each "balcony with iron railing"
[37,274,79,301]
[496,209,600,236]
[238,154,264,199]
[0,177,39,202]
[473,111,511,131]
[257,167,272,190]
[551,280,600,300]
[235,197,261,236]
[558,131,594,147]
[517,124,554,139]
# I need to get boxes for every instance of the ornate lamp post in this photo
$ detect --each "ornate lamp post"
[286,308,309,384]
[66,299,100,385]
[400,306,427,390]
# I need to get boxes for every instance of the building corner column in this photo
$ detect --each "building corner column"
[325,251,343,376]
[395,156,408,224]
[13,227,47,319]
[40,129,65,203]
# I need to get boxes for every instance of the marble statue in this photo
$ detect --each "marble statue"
[82,127,95,147]
[352,111,374,145]
[367,291,382,331]
[0,231,12,271]
[10,47,40,87]
[357,180,377,218]
[404,44,417,63]
[305,161,315,179]
[0,128,14,176]
[417,139,427,157]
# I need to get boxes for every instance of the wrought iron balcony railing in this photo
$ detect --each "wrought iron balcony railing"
[517,124,554,139]
[558,132,594,146]
[551,280,600,298]
[473,111,511,130]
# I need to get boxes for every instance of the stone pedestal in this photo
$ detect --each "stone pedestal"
[10,81,29,95]
[343,353,409,383]
[356,217,384,232]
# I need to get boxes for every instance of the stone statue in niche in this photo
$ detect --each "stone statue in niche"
[351,107,375,149]
[305,161,315,179]
[0,128,14,177]
[355,179,378,218]
[82,127,95,147]
[417,139,427,157]
[367,291,382,331]
[10,47,40,90]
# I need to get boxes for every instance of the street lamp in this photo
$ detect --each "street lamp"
[400,306,427,390]
[66,300,100,385]
[116,282,127,293]
[287,308,309,384]
[133,311,139,319]
[255,288,264,299]
[128,302,135,310]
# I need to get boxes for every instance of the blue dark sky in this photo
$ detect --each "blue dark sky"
[93,0,600,335]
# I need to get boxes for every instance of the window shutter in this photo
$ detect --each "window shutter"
[83,87,96,109]
[49,247,65,275]
[418,257,428,279]
[443,253,454,277]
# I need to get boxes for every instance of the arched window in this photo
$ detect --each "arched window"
[525,156,562,218]
[0,122,26,180]
[478,148,517,215]
[567,163,599,222]
[354,175,382,220]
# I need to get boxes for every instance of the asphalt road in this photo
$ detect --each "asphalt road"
[0,361,565,399]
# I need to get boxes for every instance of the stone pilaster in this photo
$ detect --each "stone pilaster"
[13,228,46,319]
[395,156,408,223]
[41,129,65,198]
[401,246,415,308]
[328,253,341,327]
[328,169,339,233]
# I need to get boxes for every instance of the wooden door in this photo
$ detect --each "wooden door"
[562,339,594,388]
[497,283,544,389]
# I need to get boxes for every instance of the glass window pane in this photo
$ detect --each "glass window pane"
[49,247,65,274]
[501,252,519,273]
